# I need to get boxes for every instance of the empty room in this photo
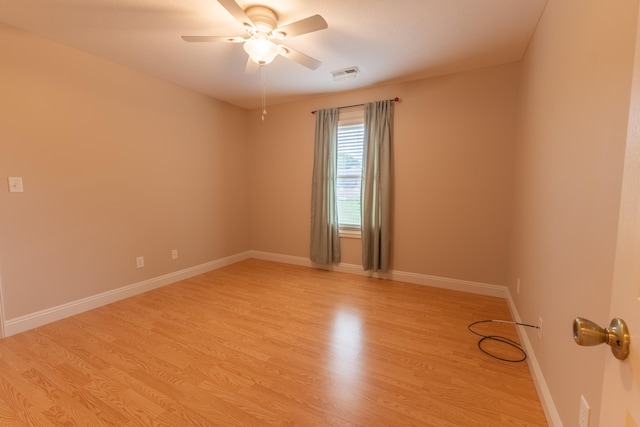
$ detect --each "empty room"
[1,0,640,426]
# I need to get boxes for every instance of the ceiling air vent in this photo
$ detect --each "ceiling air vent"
[332,66,360,81]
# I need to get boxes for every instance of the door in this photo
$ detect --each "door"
[0,271,4,338]
[599,6,640,426]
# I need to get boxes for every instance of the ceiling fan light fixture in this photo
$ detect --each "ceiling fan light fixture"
[244,37,279,65]
[182,1,327,71]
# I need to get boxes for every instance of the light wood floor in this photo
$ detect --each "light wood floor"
[0,259,547,426]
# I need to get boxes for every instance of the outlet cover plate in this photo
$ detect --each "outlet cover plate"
[538,317,543,339]
[8,177,23,193]
[579,394,590,427]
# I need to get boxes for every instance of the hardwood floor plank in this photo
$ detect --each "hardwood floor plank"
[0,259,547,425]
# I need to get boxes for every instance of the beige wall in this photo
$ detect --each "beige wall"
[248,64,520,286]
[0,23,251,319]
[509,0,638,425]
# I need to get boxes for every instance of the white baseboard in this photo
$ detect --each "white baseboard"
[3,251,252,337]
[249,250,508,298]
[506,291,563,427]
[4,250,507,337]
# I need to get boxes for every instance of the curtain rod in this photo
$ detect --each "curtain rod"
[311,97,400,114]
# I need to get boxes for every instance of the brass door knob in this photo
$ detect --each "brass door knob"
[573,317,630,360]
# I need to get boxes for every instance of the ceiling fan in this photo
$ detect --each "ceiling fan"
[181,0,328,72]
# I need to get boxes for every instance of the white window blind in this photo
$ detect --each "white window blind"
[336,108,364,231]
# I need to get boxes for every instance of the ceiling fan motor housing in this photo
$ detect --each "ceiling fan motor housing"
[245,6,278,34]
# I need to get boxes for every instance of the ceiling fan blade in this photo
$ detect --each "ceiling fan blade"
[278,45,322,70]
[217,0,253,27]
[181,35,246,43]
[245,58,260,74]
[273,15,327,38]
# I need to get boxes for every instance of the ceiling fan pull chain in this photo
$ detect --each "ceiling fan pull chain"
[261,63,267,121]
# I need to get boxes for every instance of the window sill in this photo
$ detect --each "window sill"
[339,230,361,239]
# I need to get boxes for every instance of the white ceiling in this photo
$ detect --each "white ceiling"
[0,0,547,110]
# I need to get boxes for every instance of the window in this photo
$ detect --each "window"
[336,107,364,234]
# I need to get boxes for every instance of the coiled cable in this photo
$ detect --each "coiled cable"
[467,319,539,363]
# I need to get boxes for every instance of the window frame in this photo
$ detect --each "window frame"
[336,107,365,237]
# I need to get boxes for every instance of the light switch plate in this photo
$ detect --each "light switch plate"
[8,177,23,193]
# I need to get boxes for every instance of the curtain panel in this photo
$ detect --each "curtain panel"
[361,100,392,272]
[310,108,341,265]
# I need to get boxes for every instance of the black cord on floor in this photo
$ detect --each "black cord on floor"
[467,319,539,363]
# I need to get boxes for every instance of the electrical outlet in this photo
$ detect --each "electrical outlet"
[538,317,543,339]
[136,256,144,268]
[579,395,591,427]
[8,177,23,193]
[517,278,521,295]
[171,249,178,260]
